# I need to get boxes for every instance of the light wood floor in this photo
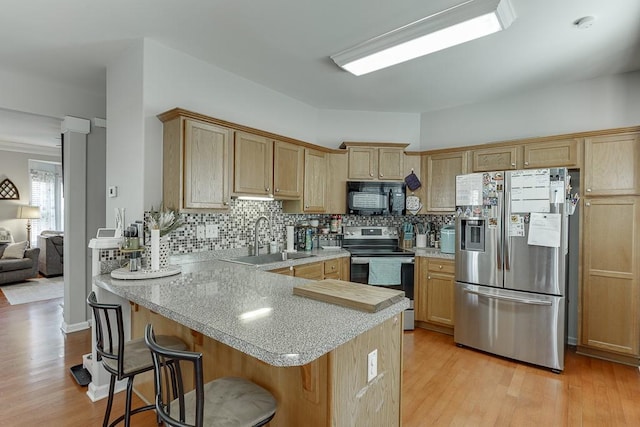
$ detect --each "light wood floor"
[2,290,639,426]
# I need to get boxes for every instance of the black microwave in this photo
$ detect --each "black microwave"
[347,181,406,215]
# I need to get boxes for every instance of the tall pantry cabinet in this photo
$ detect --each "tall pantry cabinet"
[579,132,640,364]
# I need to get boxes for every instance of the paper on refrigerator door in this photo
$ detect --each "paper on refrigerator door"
[510,169,550,213]
[456,173,483,206]
[509,214,525,237]
[527,212,561,247]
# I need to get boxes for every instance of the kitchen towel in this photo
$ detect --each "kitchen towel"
[368,257,403,286]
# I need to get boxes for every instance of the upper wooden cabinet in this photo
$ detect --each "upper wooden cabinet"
[523,138,579,169]
[584,133,640,196]
[341,143,408,181]
[471,146,519,172]
[303,149,327,213]
[234,131,273,196]
[234,132,303,199]
[273,140,304,198]
[425,151,468,213]
[162,116,231,211]
[325,152,348,214]
[282,148,328,213]
[471,138,580,172]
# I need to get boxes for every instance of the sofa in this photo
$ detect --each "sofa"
[0,243,40,286]
[38,231,64,277]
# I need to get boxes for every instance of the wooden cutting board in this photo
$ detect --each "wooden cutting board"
[293,279,405,313]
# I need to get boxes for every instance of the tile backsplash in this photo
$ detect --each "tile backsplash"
[162,199,454,255]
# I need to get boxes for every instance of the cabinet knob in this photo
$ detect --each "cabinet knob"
[586,188,592,192]
[524,161,529,166]
[511,163,516,167]
[275,188,280,192]
[379,173,384,177]
[265,187,270,192]
[427,275,431,280]
[370,172,374,177]
[305,205,309,208]
[585,202,591,207]
[332,265,336,270]
[439,265,443,269]
[223,201,229,206]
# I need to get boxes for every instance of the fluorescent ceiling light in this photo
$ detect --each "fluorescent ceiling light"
[331,0,516,76]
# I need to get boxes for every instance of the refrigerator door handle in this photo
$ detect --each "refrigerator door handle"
[504,190,511,271]
[463,288,553,306]
[497,191,503,270]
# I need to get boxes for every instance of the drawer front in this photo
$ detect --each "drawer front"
[427,259,455,275]
[294,262,324,280]
[324,259,340,276]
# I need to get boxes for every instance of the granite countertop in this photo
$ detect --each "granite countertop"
[93,252,408,368]
[410,247,455,260]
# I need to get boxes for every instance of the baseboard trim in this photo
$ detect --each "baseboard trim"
[86,379,127,402]
[61,320,90,334]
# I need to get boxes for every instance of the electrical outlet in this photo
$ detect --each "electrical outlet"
[196,225,205,239]
[108,186,117,198]
[367,349,378,382]
[206,224,219,238]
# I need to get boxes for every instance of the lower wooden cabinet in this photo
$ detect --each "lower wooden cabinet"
[415,257,455,334]
[270,257,349,281]
[579,196,640,363]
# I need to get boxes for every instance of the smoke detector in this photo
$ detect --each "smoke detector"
[574,16,596,29]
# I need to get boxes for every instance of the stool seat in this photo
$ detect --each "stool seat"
[145,324,277,427]
[102,335,187,377]
[171,376,277,427]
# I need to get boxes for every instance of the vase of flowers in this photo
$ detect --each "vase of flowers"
[147,206,182,270]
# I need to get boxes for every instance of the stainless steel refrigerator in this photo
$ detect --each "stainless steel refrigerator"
[454,168,569,372]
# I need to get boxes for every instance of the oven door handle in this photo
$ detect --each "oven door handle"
[351,257,414,264]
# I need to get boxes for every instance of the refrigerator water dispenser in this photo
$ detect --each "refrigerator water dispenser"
[461,219,485,252]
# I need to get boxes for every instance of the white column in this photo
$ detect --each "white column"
[60,116,91,333]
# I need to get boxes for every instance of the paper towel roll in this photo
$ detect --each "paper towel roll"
[286,226,295,252]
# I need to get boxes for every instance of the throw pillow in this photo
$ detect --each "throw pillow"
[1,241,27,259]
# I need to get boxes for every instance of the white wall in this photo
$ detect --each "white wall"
[316,109,421,150]
[0,150,61,242]
[0,68,105,120]
[420,71,640,150]
[105,40,146,225]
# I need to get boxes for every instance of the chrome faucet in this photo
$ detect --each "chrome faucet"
[254,215,270,256]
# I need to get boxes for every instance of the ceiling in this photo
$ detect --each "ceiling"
[1,0,640,148]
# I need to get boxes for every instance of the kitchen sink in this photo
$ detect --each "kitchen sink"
[225,252,316,266]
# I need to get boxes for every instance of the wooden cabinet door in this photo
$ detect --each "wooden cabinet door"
[471,146,519,172]
[183,120,231,209]
[303,149,327,213]
[426,151,467,212]
[584,133,640,196]
[347,147,377,180]
[378,148,404,180]
[273,140,303,199]
[415,258,428,322]
[425,259,455,327]
[294,261,324,280]
[326,152,348,214]
[523,138,580,169]
[324,258,341,280]
[340,257,350,281]
[582,197,639,356]
[234,131,273,196]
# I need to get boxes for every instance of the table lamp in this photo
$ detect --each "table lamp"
[17,205,41,248]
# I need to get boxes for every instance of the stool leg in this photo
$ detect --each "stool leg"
[103,375,116,427]
[124,376,134,427]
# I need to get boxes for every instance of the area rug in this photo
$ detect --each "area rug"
[1,276,64,305]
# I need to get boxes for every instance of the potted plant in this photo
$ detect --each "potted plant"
[147,206,183,270]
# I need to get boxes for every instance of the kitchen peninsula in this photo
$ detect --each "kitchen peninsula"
[93,251,408,427]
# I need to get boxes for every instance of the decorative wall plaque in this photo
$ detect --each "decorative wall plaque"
[0,178,19,200]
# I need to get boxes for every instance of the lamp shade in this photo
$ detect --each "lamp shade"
[17,205,41,220]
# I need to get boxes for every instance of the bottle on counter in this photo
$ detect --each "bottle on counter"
[305,227,313,251]
[330,215,338,233]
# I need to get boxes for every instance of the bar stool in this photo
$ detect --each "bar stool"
[144,324,277,427]
[87,292,188,427]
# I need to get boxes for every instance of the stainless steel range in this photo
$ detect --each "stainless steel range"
[342,226,415,330]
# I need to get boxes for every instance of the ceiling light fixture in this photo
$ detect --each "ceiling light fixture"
[331,0,516,76]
